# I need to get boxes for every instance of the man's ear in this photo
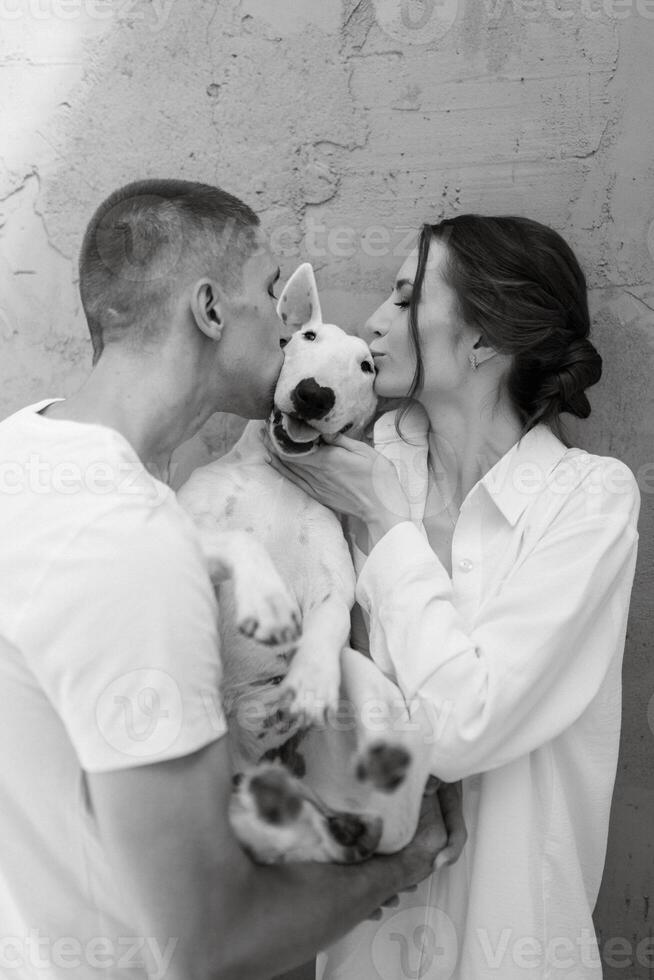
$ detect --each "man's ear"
[276,263,322,336]
[191,279,225,341]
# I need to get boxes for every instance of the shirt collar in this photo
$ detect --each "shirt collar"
[373,406,570,527]
[477,423,570,525]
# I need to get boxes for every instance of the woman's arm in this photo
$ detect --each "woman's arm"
[356,461,640,781]
[263,433,639,781]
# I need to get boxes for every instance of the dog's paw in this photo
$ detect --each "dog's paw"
[229,763,383,864]
[234,578,301,647]
[355,741,412,793]
[275,656,341,726]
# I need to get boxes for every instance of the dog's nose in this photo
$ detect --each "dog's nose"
[292,378,335,420]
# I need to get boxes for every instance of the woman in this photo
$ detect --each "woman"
[265,215,640,980]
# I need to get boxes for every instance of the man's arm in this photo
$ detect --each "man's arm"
[88,737,446,980]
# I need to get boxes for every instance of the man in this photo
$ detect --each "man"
[0,180,463,980]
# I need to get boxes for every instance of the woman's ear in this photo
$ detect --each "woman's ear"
[191,279,225,341]
[470,335,498,369]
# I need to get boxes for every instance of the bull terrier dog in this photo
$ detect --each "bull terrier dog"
[178,263,436,864]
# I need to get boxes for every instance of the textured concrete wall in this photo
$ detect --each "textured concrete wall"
[1,0,652,972]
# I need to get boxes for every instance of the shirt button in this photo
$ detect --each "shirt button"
[458,558,474,572]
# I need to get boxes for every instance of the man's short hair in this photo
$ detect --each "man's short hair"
[79,179,260,364]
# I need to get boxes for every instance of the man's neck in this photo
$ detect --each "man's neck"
[44,350,214,479]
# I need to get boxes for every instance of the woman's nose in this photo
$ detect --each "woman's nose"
[363,302,387,342]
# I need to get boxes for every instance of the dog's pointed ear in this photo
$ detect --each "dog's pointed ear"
[277,262,323,332]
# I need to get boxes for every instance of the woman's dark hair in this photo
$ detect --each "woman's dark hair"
[398,214,602,445]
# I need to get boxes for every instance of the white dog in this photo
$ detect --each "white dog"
[178,264,436,864]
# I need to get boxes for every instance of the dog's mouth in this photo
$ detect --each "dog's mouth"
[268,410,356,457]
[269,410,321,457]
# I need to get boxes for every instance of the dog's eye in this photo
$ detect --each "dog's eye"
[360,361,374,374]
[303,331,316,341]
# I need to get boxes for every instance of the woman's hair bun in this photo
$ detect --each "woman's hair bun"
[537,337,603,420]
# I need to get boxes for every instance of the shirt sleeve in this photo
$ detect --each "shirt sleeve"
[356,460,640,781]
[20,499,227,773]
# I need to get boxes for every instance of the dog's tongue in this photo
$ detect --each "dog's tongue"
[285,416,318,443]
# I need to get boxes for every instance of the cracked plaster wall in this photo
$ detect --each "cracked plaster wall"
[1,0,653,967]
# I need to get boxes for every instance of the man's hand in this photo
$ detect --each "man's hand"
[369,779,467,919]
[88,738,465,980]
[433,779,467,871]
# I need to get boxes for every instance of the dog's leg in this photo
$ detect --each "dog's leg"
[229,764,383,864]
[298,647,435,853]
[275,593,351,725]
[199,527,301,647]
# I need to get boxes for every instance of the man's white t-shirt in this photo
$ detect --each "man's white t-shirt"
[0,399,227,979]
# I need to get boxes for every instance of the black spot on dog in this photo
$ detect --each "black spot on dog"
[250,770,302,825]
[356,742,411,793]
[262,731,307,778]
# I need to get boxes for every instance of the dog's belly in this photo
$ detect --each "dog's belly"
[178,439,355,766]
[179,431,431,856]
[179,430,352,598]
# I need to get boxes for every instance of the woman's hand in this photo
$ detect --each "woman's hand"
[261,429,411,542]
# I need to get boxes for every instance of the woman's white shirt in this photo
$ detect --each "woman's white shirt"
[320,406,640,980]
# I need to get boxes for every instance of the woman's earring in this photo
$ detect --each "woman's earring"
[469,345,497,370]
